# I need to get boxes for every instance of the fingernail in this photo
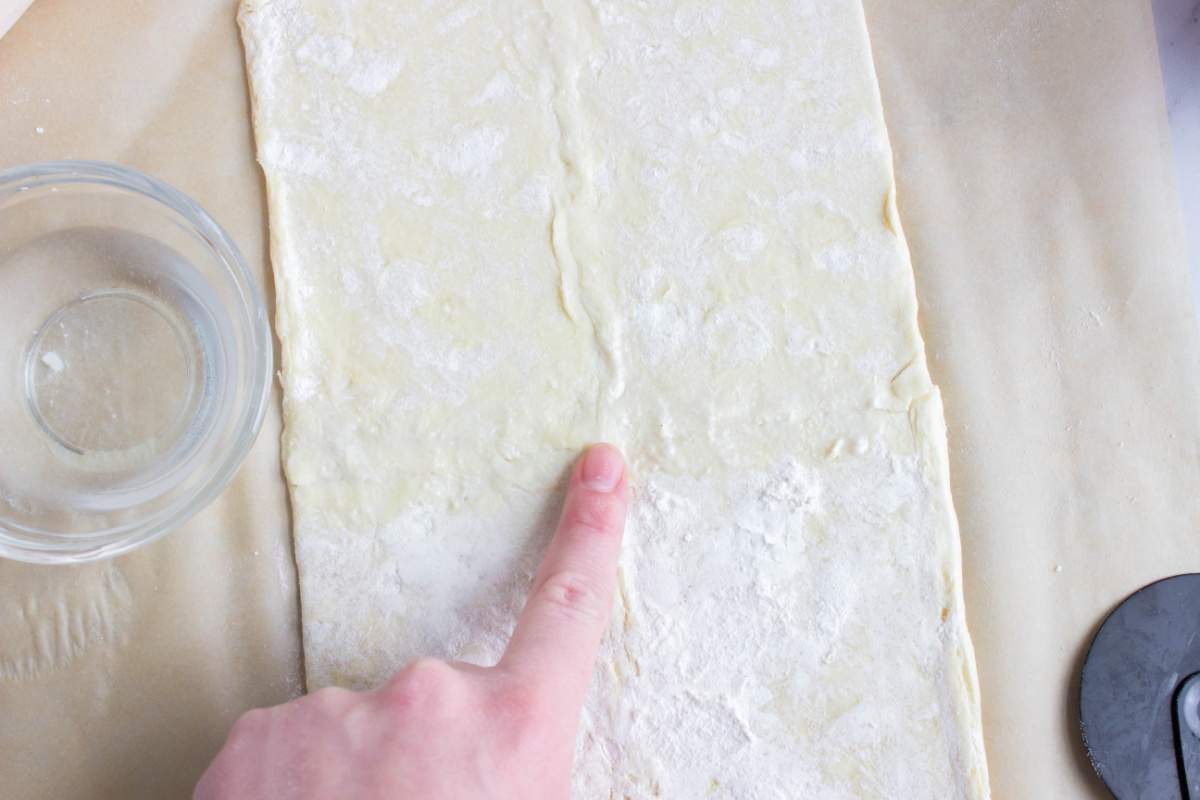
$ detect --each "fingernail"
[581,444,622,493]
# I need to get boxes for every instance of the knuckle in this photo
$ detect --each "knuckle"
[566,494,621,537]
[306,685,353,714]
[385,658,457,708]
[536,570,604,624]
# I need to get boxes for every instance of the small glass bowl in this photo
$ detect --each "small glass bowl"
[0,161,272,563]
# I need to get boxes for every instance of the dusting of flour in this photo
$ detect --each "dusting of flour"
[239,0,988,797]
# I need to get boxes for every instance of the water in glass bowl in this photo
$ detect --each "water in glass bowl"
[1,225,231,515]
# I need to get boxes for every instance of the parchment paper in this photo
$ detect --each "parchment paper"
[863,3,1200,796]
[1,1,1196,798]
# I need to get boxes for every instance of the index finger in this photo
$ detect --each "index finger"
[500,444,628,705]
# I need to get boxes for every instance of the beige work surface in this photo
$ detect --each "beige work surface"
[0,1,1196,798]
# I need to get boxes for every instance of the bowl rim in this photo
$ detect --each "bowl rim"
[0,160,273,564]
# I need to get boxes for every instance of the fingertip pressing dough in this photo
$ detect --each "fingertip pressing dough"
[240,1,990,796]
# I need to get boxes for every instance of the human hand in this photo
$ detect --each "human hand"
[194,444,629,800]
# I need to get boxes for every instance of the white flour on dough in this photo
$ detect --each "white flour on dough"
[240,1,990,796]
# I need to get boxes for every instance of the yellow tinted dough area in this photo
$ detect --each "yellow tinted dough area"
[240,1,990,796]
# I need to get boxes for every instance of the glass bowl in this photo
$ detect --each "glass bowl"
[0,161,272,563]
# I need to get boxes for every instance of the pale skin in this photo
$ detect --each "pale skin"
[194,443,629,800]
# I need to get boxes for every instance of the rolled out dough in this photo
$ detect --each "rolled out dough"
[240,0,990,796]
